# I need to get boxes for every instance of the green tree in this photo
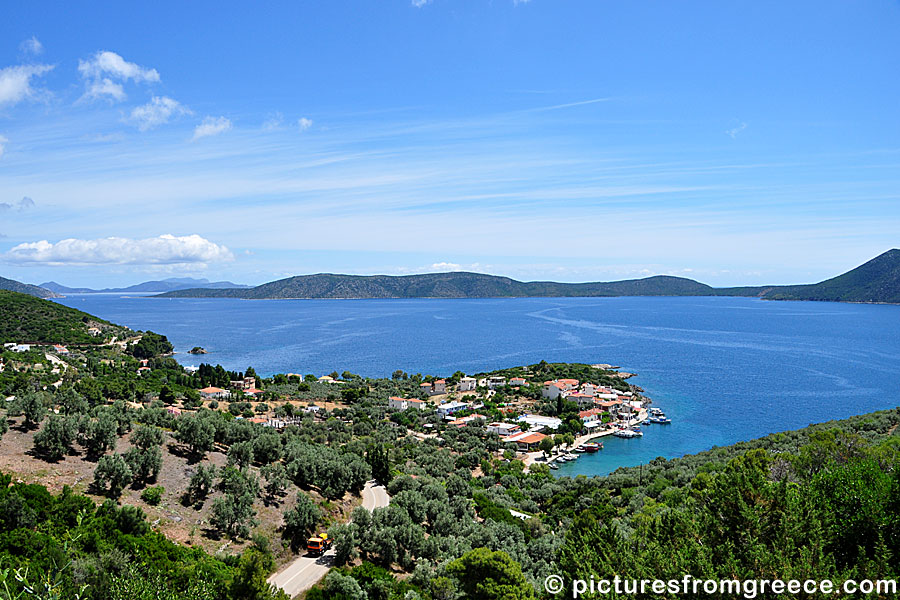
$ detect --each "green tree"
[211,492,257,539]
[56,387,89,415]
[539,436,555,457]
[159,384,176,405]
[227,548,288,600]
[94,453,134,498]
[175,413,216,458]
[283,492,322,546]
[186,464,218,504]
[446,548,536,600]
[125,445,163,483]
[366,444,391,484]
[228,440,255,469]
[13,390,47,429]
[131,424,164,449]
[318,571,366,600]
[261,463,289,500]
[80,412,118,457]
[252,433,282,464]
[33,415,77,461]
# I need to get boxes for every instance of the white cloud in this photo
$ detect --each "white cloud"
[20,37,43,56]
[726,122,748,139]
[129,96,191,131]
[0,64,54,107]
[86,78,126,101]
[0,135,7,159]
[430,262,463,271]
[298,117,313,132]
[412,0,431,6]
[4,234,234,266]
[78,51,159,101]
[192,116,233,140]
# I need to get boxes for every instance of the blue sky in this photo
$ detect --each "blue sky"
[1,1,899,288]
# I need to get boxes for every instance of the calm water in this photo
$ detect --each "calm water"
[54,295,900,476]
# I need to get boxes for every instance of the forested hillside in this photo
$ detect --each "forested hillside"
[0,290,124,344]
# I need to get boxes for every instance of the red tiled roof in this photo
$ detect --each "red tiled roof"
[518,432,547,445]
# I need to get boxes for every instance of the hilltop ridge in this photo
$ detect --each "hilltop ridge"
[0,275,60,299]
[156,272,716,299]
[154,249,900,303]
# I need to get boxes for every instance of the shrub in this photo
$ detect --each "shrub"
[141,486,164,506]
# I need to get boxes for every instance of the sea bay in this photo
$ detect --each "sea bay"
[53,295,900,476]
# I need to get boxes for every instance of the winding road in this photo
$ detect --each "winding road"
[268,480,389,598]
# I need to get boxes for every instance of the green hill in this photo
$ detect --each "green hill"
[0,275,60,299]
[156,249,900,304]
[156,272,716,299]
[761,249,900,303]
[0,290,124,344]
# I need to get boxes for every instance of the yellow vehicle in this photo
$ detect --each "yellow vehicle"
[306,533,332,556]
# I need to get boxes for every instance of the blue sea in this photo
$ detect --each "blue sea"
[53,295,900,476]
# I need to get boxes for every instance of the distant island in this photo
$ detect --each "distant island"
[40,277,252,295]
[155,249,900,304]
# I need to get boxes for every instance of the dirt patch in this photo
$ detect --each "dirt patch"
[0,416,361,563]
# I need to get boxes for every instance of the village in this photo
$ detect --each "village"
[3,334,670,475]
[194,366,670,471]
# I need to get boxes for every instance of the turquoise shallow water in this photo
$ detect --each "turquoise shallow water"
[54,295,900,476]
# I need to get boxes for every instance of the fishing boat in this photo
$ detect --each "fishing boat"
[548,462,559,470]
[581,442,601,452]
[564,453,578,460]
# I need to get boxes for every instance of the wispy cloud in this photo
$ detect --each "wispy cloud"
[0,196,35,212]
[192,116,233,140]
[0,64,54,107]
[19,36,43,56]
[78,50,160,102]
[411,0,431,7]
[0,135,7,159]
[4,234,234,266]
[298,117,313,132]
[726,122,748,139]
[527,97,611,112]
[262,112,285,130]
[129,96,191,131]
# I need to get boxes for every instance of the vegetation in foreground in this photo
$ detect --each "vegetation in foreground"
[0,289,898,599]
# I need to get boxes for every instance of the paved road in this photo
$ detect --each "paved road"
[268,480,389,598]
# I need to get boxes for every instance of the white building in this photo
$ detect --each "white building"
[199,386,228,399]
[486,376,507,389]
[458,377,477,392]
[487,422,521,436]
[516,413,562,431]
[437,401,470,417]
[389,396,428,411]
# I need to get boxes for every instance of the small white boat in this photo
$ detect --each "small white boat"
[614,429,639,439]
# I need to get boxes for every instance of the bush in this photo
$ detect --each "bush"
[141,486,164,505]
